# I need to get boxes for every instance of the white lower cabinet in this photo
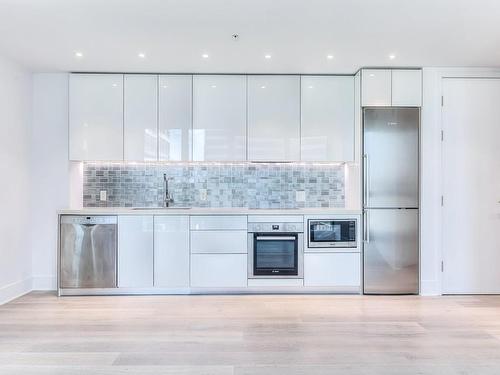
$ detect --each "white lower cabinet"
[118,216,154,288]
[154,216,190,288]
[191,254,247,288]
[304,253,360,287]
[190,231,247,254]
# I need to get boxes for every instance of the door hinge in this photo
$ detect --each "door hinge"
[441,130,444,142]
[441,261,444,272]
[441,195,444,206]
[441,95,444,107]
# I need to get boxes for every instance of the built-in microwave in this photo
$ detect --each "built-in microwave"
[308,219,357,248]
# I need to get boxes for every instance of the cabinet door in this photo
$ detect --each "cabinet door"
[301,76,355,161]
[304,253,360,287]
[361,69,391,107]
[191,254,247,287]
[154,216,189,288]
[248,75,300,161]
[392,70,422,107]
[124,75,158,161]
[193,75,247,161]
[69,74,124,160]
[158,75,192,161]
[118,216,154,288]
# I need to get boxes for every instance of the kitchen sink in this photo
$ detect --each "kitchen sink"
[131,207,192,210]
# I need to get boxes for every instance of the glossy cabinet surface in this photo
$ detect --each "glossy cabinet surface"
[361,69,422,107]
[193,75,247,161]
[118,216,154,288]
[304,253,360,287]
[301,76,355,161]
[190,231,248,254]
[361,69,392,107]
[158,75,192,161]
[69,74,124,160]
[154,216,190,288]
[189,216,247,230]
[191,254,247,288]
[247,75,300,161]
[392,70,422,107]
[124,75,158,161]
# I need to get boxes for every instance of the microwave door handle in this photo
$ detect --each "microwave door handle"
[256,236,297,241]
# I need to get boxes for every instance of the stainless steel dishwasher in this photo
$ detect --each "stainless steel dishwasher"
[59,215,117,289]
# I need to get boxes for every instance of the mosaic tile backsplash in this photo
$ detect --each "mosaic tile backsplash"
[83,163,345,209]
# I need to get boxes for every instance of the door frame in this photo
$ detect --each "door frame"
[420,68,500,296]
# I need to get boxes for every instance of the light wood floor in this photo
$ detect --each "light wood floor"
[2,293,500,374]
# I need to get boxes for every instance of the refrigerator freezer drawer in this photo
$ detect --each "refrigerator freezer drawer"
[363,209,418,294]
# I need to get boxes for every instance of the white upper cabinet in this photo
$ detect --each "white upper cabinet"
[69,74,124,160]
[361,69,392,107]
[247,75,301,161]
[361,69,422,107]
[392,69,422,107]
[124,75,158,161]
[193,75,247,161]
[158,75,192,161]
[301,76,355,161]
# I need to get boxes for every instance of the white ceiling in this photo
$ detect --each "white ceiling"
[0,0,499,73]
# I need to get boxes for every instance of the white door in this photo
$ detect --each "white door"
[442,78,500,294]
[392,70,422,107]
[154,216,189,288]
[301,76,355,161]
[69,74,124,160]
[118,216,154,288]
[247,75,300,161]
[124,75,158,161]
[158,75,192,161]
[193,75,247,161]
[361,69,391,107]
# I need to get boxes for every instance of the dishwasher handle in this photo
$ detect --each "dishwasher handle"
[60,215,117,225]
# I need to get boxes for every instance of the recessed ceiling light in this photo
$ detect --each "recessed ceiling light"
[138,52,146,58]
[264,54,272,59]
[326,55,334,60]
[75,51,83,58]
[389,54,396,60]
[202,53,209,59]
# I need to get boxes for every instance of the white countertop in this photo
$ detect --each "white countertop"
[58,207,362,216]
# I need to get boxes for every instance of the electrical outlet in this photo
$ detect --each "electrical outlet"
[295,190,306,202]
[99,190,107,201]
[199,189,208,201]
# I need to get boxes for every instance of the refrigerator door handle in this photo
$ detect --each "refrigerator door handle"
[363,211,370,243]
[363,154,370,207]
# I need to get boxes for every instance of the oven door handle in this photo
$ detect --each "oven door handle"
[256,236,297,241]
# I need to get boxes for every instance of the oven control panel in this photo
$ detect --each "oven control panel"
[248,222,304,233]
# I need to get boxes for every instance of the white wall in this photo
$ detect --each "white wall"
[0,55,33,304]
[31,73,81,290]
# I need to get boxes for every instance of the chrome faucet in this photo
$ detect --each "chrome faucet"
[163,174,174,208]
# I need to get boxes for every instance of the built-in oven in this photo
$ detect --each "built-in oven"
[248,221,304,279]
[308,219,357,249]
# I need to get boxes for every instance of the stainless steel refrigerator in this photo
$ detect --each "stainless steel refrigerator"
[363,108,419,294]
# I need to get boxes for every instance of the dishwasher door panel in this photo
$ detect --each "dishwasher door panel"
[60,219,117,288]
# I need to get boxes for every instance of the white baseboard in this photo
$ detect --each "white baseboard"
[420,279,441,296]
[0,278,32,305]
[32,275,57,291]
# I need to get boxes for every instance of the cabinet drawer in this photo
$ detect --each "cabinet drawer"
[304,253,360,287]
[191,254,247,288]
[190,230,247,254]
[190,216,247,230]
